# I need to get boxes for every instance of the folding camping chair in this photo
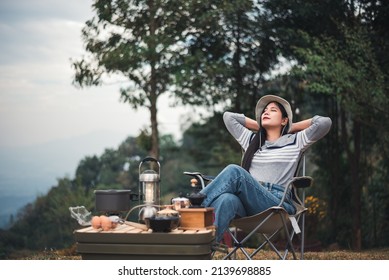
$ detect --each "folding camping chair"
[184,155,312,260]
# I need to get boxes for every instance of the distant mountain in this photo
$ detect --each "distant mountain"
[0,195,36,228]
[0,130,128,228]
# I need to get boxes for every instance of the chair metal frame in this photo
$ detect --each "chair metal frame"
[225,176,311,260]
[184,155,312,260]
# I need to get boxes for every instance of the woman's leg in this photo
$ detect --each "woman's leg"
[208,193,246,242]
[201,164,282,213]
[200,164,290,240]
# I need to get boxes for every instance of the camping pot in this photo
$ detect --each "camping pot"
[94,189,132,213]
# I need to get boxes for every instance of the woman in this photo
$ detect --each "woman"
[200,95,332,242]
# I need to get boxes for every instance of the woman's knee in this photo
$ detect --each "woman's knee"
[222,164,246,176]
[225,164,241,171]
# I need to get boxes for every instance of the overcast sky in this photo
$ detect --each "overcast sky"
[0,0,194,149]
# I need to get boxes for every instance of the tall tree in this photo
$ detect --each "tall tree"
[72,0,190,159]
[174,0,278,114]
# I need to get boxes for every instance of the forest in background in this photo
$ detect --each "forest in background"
[1,0,389,259]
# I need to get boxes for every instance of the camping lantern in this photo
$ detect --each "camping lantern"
[140,170,159,204]
[138,157,161,222]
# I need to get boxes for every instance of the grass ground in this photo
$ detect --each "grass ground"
[14,245,389,260]
[213,247,389,260]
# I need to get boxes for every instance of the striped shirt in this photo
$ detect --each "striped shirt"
[223,112,332,186]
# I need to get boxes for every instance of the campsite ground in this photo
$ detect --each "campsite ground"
[13,245,389,260]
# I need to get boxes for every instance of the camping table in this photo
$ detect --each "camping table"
[74,223,215,260]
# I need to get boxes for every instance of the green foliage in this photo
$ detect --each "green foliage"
[3,178,94,253]
[291,27,386,122]
[289,25,388,249]
[181,112,242,174]
[362,151,389,247]
[264,0,389,250]
[173,0,279,113]
[136,128,153,153]
[261,0,348,58]
[75,155,101,190]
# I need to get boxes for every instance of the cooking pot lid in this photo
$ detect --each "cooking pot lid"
[157,207,178,215]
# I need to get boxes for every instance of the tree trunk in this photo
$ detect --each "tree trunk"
[232,15,243,113]
[351,120,362,250]
[148,0,159,160]
[149,91,159,160]
[329,98,341,242]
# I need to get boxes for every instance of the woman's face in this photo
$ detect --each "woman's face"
[261,102,288,130]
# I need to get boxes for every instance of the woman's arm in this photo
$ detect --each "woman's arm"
[245,117,260,131]
[293,116,332,144]
[289,118,313,133]
[223,112,255,150]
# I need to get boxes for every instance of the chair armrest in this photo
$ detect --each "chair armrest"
[276,177,313,208]
[183,172,215,189]
[290,176,313,189]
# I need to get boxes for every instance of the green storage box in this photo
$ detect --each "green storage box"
[74,224,215,260]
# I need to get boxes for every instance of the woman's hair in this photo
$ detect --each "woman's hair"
[241,101,289,172]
